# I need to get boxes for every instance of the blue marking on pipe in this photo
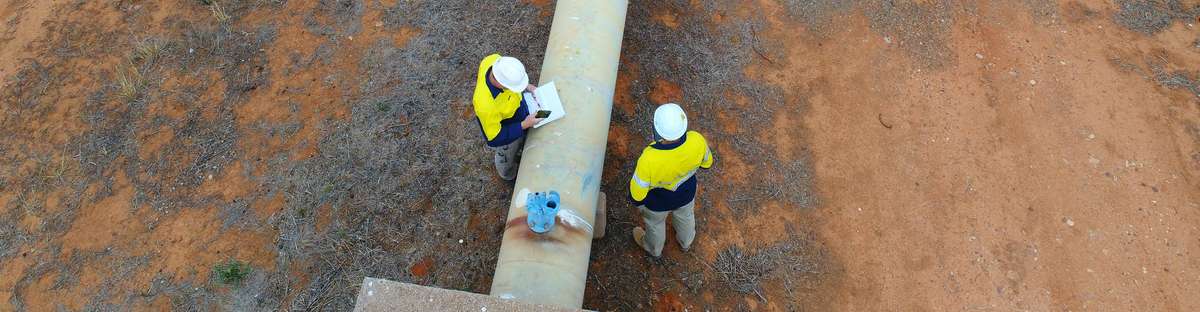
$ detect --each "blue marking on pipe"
[580,173,595,194]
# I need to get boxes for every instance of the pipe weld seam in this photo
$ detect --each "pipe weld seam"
[556,209,593,234]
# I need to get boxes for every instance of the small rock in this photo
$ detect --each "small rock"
[1029,80,1037,85]
[884,36,892,44]
[1064,217,1075,227]
[975,53,984,59]
[458,239,464,244]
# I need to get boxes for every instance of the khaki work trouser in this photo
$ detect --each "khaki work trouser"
[637,200,696,257]
[490,136,524,180]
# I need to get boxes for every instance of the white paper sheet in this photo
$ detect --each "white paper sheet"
[524,81,565,128]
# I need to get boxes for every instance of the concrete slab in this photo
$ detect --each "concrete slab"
[353,277,586,312]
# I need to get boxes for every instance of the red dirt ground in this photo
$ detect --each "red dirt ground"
[604,0,1200,310]
[2,0,1199,311]
[746,0,1200,310]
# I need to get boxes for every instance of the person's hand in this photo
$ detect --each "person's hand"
[521,114,544,129]
[526,92,540,105]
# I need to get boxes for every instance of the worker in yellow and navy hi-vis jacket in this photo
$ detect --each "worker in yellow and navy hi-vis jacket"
[473,54,543,180]
[629,103,714,257]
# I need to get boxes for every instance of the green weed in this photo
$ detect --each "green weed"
[212,259,252,286]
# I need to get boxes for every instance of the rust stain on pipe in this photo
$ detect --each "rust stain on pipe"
[503,214,591,244]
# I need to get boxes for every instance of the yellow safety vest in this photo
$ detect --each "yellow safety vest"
[473,54,524,141]
[629,131,714,201]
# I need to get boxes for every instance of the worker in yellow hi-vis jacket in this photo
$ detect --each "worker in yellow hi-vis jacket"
[473,54,544,180]
[629,103,714,257]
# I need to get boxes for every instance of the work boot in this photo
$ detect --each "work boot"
[633,227,655,256]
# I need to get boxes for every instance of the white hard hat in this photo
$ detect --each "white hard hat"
[653,103,688,141]
[492,56,529,92]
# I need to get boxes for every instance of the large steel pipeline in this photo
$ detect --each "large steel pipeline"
[488,0,628,308]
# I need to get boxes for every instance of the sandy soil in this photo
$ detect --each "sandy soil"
[751,1,1200,310]
[2,0,1198,311]
[0,0,53,81]
[601,0,1199,310]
